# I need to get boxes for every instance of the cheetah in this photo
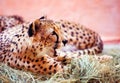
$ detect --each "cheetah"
[0,16,111,75]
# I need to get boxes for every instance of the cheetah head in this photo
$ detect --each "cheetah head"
[27,16,63,56]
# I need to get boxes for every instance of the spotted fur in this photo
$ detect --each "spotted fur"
[0,15,24,32]
[55,20,103,58]
[0,16,104,75]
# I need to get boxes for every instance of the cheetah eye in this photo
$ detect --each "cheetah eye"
[62,40,68,46]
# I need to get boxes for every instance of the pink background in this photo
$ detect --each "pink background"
[0,0,120,43]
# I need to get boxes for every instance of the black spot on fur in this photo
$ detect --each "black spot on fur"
[87,50,90,54]
[83,33,86,36]
[41,57,44,61]
[10,58,13,60]
[54,64,58,67]
[7,59,9,61]
[40,66,43,69]
[49,65,52,70]
[19,58,22,61]
[35,59,39,62]
[38,64,41,67]
[32,65,36,68]
[54,69,56,73]
[27,61,30,64]
[31,59,34,62]
[62,24,65,27]
[11,49,14,52]
[48,72,51,75]
[35,68,38,70]
[71,32,74,36]
[14,34,19,38]
[7,62,10,65]
[76,32,78,35]
[15,60,17,64]
[17,64,20,67]
[69,27,72,29]
[24,56,26,59]
[80,36,83,39]
[28,66,30,68]
[70,38,73,41]
[76,28,79,30]
[42,61,46,64]
[43,68,47,71]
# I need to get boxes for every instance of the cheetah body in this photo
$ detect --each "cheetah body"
[56,20,103,54]
[0,16,103,75]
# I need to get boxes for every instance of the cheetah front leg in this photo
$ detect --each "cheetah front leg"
[55,49,113,64]
[55,49,74,64]
[4,53,63,75]
[29,54,63,75]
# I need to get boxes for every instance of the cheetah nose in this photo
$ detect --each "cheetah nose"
[62,40,68,46]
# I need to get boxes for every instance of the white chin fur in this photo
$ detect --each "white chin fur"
[60,44,77,52]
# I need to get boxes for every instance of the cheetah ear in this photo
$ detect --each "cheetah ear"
[28,21,40,37]
[39,15,47,20]
[28,23,35,37]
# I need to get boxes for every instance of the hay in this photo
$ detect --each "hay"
[0,45,120,83]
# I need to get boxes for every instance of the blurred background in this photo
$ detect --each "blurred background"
[0,0,120,43]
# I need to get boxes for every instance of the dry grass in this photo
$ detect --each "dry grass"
[0,45,120,83]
